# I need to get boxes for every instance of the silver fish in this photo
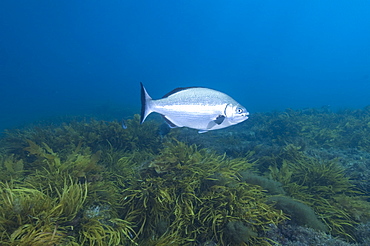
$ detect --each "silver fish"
[140,83,249,133]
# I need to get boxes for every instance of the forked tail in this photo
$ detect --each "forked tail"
[140,82,153,124]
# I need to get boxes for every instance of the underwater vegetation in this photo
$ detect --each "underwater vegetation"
[119,141,287,245]
[0,116,287,245]
[173,106,370,158]
[265,145,370,241]
[1,107,370,245]
[2,114,162,159]
[252,106,370,152]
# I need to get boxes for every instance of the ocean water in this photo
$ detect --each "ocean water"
[1,0,370,131]
[2,2,370,245]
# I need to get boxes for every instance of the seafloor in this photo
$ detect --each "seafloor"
[1,106,370,246]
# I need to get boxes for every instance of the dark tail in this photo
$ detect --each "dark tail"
[140,82,152,124]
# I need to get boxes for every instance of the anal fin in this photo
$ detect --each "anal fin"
[162,116,179,128]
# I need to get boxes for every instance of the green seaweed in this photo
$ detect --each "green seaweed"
[2,108,370,245]
[225,221,258,244]
[0,180,86,245]
[0,177,135,245]
[0,154,24,182]
[268,196,328,231]
[3,114,162,160]
[240,171,286,195]
[266,144,369,241]
[1,124,287,245]
[120,140,287,245]
[22,140,104,189]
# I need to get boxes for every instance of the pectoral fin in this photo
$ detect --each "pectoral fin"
[206,115,226,130]
[214,115,225,125]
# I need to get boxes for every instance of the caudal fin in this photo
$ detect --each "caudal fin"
[140,82,153,124]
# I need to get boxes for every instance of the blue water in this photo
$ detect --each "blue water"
[1,1,370,131]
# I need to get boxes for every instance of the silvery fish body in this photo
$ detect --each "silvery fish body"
[140,83,249,133]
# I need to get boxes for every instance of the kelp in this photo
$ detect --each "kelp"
[79,217,136,246]
[0,178,135,245]
[22,140,104,189]
[1,107,370,244]
[0,154,24,182]
[120,140,287,245]
[258,106,370,150]
[0,139,138,245]
[0,130,287,245]
[173,106,370,159]
[0,180,86,245]
[2,114,162,160]
[266,144,370,241]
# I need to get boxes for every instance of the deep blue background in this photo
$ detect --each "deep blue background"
[1,1,370,130]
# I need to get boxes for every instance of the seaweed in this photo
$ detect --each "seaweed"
[119,140,287,245]
[22,140,104,189]
[240,171,286,195]
[2,114,162,160]
[225,221,257,244]
[0,180,86,245]
[0,154,24,182]
[266,144,369,241]
[268,196,328,231]
[2,107,370,245]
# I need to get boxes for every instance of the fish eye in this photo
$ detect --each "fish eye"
[236,108,243,114]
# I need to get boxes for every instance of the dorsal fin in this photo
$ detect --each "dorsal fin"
[162,86,203,98]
